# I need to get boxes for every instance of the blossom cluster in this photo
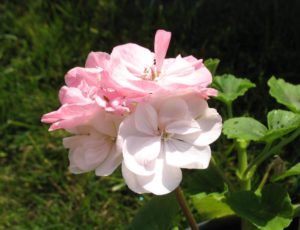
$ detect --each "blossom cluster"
[42,30,222,195]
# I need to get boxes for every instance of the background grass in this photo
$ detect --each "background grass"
[0,0,300,229]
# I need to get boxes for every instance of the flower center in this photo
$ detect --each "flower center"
[161,130,173,141]
[141,59,161,81]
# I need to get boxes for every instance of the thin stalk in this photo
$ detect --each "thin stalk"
[245,128,300,177]
[244,142,272,177]
[237,141,251,190]
[175,187,198,230]
[226,102,233,118]
[255,161,274,194]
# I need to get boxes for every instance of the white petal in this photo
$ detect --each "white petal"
[165,139,211,169]
[165,119,200,135]
[95,145,122,176]
[65,134,111,173]
[134,103,158,135]
[136,156,182,195]
[123,136,161,176]
[158,97,189,125]
[89,112,122,137]
[174,108,222,146]
[121,161,149,194]
[181,94,209,118]
[181,108,222,146]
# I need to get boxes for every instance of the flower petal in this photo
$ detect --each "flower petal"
[122,161,149,194]
[136,156,182,195]
[85,51,110,68]
[165,139,211,169]
[165,119,200,135]
[123,136,161,176]
[154,30,171,72]
[95,145,122,176]
[64,134,111,173]
[173,108,222,146]
[135,102,158,135]
[158,97,189,125]
[181,93,209,118]
[111,43,153,75]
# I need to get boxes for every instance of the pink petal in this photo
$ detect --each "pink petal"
[65,67,102,87]
[85,51,110,68]
[154,29,171,72]
[165,139,211,169]
[41,103,100,131]
[59,86,91,104]
[111,43,153,75]
[123,136,161,176]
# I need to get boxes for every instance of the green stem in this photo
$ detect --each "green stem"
[226,102,233,118]
[175,187,198,230]
[237,140,251,190]
[244,142,272,178]
[245,129,300,177]
[255,161,274,194]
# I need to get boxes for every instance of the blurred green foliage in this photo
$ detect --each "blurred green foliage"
[0,0,299,229]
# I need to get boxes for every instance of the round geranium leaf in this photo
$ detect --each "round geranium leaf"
[226,184,293,230]
[223,117,267,141]
[261,110,300,142]
[268,77,300,113]
[212,74,256,105]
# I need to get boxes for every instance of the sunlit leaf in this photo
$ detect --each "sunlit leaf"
[268,77,300,113]
[261,110,300,142]
[272,163,300,182]
[128,193,179,230]
[226,184,293,230]
[192,192,234,221]
[212,74,255,104]
[223,117,267,141]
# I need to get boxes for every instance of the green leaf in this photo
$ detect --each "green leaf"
[212,74,256,104]
[223,117,268,141]
[226,184,293,230]
[272,163,300,181]
[268,77,300,113]
[128,193,179,230]
[204,58,220,76]
[192,193,234,220]
[261,110,300,142]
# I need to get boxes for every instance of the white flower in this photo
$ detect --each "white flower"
[118,93,222,195]
[63,112,123,176]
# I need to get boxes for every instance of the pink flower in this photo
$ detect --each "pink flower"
[104,30,216,98]
[118,93,222,195]
[63,111,123,176]
[42,62,129,131]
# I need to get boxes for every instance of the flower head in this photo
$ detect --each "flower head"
[118,93,222,195]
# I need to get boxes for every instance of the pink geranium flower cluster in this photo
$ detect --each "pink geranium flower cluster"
[42,30,222,195]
